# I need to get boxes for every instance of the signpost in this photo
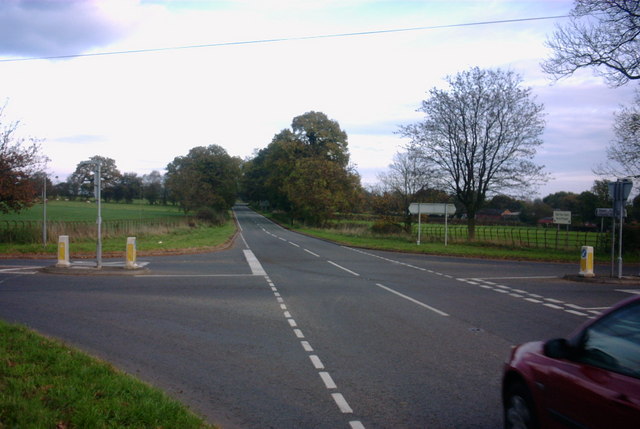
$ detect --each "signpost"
[409,203,456,246]
[608,179,633,278]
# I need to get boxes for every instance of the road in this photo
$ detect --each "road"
[1,205,638,428]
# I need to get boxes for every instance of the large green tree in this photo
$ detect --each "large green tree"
[165,144,241,214]
[243,111,361,225]
[68,156,121,201]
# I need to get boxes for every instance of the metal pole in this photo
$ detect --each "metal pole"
[96,162,102,269]
[445,204,449,246]
[611,215,615,278]
[42,174,47,247]
[618,202,623,279]
[417,205,421,245]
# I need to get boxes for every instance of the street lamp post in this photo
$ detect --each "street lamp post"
[79,160,103,269]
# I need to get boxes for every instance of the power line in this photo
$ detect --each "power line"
[0,14,568,63]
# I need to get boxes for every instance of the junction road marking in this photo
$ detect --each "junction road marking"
[328,261,360,277]
[0,265,41,274]
[376,283,449,317]
[617,289,640,295]
[243,249,266,276]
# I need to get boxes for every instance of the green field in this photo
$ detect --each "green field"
[0,199,184,222]
[0,200,236,256]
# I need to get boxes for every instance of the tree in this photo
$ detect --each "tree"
[165,144,241,214]
[68,156,121,201]
[542,0,640,87]
[400,67,547,239]
[485,195,523,212]
[142,170,164,205]
[113,172,142,204]
[0,103,48,213]
[596,88,640,177]
[378,149,435,230]
[242,112,361,225]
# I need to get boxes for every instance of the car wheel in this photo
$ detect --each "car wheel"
[504,382,537,429]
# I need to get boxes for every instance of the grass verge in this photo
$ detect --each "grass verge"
[0,220,237,257]
[284,223,640,264]
[0,320,214,428]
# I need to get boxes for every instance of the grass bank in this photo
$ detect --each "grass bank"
[0,320,214,428]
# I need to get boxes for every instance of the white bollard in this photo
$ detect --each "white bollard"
[56,235,70,267]
[125,236,138,269]
[579,246,595,278]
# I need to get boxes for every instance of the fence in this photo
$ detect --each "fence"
[416,224,608,251]
[0,217,195,244]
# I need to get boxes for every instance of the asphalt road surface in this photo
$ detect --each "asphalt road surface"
[1,205,638,428]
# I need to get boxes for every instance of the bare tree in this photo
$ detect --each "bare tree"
[596,88,640,177]
[542,0,640,87]
[378,149,434,229]
[400,67,547,239]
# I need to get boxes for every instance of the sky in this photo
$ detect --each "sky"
[0,0,636,198]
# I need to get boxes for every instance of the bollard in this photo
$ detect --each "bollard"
[56,235,70,267]
[125,236,138,269]
[579,246,595,278]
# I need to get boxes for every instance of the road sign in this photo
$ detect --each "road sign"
[553,211,571,225]
[596,207,627,218]
[409,203,456,216]
[596,208,613,217]
[409,202,456,247]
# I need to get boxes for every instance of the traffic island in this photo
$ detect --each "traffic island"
[41,261,150,276]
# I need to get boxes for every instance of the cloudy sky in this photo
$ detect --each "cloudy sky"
[0,0,635,197]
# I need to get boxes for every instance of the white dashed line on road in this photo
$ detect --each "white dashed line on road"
[376,283,449,317]
[328,261,360,277]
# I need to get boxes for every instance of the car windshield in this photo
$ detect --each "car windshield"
[579,301,640,379]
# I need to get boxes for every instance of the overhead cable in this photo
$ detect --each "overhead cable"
[0,15,568,63]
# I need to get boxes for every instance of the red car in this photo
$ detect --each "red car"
[502,295,640,429]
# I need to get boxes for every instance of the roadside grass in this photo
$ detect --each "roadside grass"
[0,320,214,428]
[276,220,640,264]
[0,219,237,257]
[291,225,580,261]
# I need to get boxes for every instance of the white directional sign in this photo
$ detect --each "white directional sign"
[409,203,456,216]
[553,211,571,225]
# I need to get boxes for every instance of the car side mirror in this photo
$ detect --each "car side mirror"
[544,338,573,359]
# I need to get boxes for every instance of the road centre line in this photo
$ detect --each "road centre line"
[310,355,325,369]
[320,372,338,389]
[304,249,320,257]
[332,393,354,413]
[256,265,361,426]
[328,261,360,277]
[376,283,449,317]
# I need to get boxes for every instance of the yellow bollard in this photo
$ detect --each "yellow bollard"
[579,246,595,278]
[56,235,70,267]
[126,237,138,269]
